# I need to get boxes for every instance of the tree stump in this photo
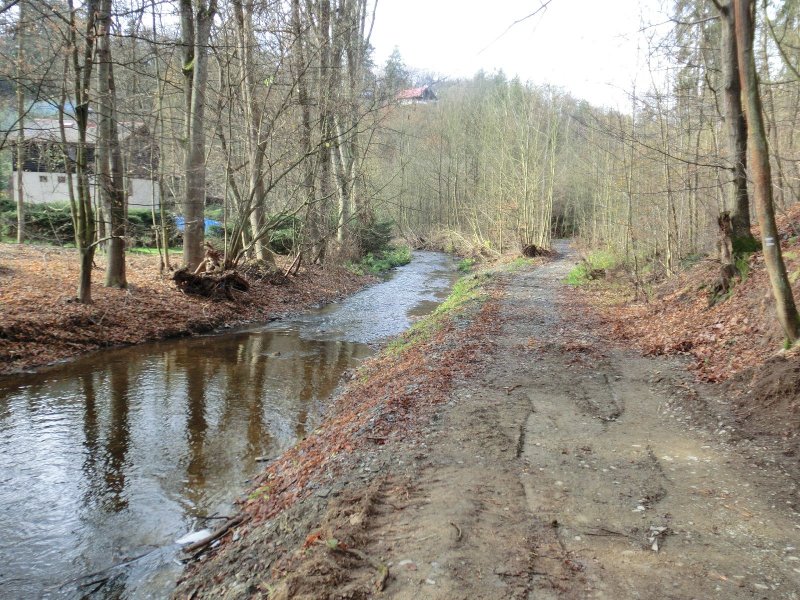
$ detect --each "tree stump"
[173,268,250,301]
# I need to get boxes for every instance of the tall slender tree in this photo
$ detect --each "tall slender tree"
[734,0,800,343]
[98,0,127,288]
[180,0,218,271]
[711,0,754,243]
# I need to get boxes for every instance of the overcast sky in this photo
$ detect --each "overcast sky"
[370,0,668,109]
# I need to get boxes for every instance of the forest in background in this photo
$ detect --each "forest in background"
[0,0,798,318]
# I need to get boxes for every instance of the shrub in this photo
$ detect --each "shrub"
[357,219,394,255]
[566,250,616,286]
[350,245,411,275]
[457,257,476,272]
[268,215,301,255]
[0,201,176,248]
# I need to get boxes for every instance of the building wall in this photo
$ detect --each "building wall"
[128,178,160,210]
[11,171,160,210]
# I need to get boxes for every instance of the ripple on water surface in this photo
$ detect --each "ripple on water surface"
[0,251,458,599]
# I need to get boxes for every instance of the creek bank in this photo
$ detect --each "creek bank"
[0,242,374,374]
[171,257,535,598]
[175,247,799,599]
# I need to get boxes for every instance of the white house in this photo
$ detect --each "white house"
[10,118,160,210]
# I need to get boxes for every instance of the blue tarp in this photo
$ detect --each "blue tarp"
[174,216,222,232]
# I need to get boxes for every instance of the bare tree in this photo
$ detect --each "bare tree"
[711,0,754,243]
[180,0,217,271]
[98,0,127,288]
[733,0,800,342]
[14,0,24,244]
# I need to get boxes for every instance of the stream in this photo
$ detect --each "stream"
[0,251,458,599]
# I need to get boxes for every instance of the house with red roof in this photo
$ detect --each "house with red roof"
[396,85,438,105]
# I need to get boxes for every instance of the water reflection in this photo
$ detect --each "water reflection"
[0,251,457,599]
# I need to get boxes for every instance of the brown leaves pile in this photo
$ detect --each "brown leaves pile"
[580,206,800,383]
[0,244,371,374]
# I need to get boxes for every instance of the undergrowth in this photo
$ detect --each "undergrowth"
[457,257,476,272]
[735,253,751,283]
[566,250,616,286]
[348,245,411,275]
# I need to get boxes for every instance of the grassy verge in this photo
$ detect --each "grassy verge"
[387,270,493,355]
[386,255,542,356]
[348,245,412,275]
[127,246,181,255]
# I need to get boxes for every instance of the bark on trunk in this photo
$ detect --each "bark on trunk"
[734,0,800,343]
[232,0,274,265]
[717,2,753,241]
[68,0,99,304]
[78,248,95,304]
[15,1,25,244]
[291,0,319,259]
[181,0,216,271]
[98,0,127,288]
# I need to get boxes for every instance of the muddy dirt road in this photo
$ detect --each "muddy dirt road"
[176,248,800,599]
[338,248,799,599]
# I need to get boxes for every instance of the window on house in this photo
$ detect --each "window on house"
[39,175,48,183]
[58,175,66,183]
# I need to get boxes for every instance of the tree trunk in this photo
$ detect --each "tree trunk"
[291,0,319,260]
[15,0,25,244]
[98,0,127,288]
[67,0,99,304]
[717,2,754,242]
[78,247,95,303]
[232,0,274,265]
[734,0,800,343]
[180,0,216,271]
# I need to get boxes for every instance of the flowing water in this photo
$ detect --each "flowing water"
[0,251,458,599]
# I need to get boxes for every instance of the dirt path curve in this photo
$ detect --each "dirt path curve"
[361,244,800,599]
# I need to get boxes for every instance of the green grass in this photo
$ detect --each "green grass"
[735,253,751,282]
[349,245,412,275]
[566,250,616,286]
[128,246,181,255]
[457,257,476,272]
[503,257,535,273]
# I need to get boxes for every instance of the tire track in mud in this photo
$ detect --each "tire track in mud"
[511,245,800,599]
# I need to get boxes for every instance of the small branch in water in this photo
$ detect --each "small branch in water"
[183,515,247,556]
[197,513,230,521]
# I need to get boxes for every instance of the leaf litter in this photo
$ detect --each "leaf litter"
[0,243,372,374]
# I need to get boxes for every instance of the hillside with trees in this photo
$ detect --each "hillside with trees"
[1,0,798,319]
